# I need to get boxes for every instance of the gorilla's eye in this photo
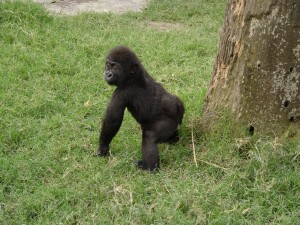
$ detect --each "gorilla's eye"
[106,62,117,69]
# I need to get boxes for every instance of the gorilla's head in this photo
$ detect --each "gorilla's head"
[105,46,140,86]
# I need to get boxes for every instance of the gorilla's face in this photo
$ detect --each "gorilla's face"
[105,59,125,86]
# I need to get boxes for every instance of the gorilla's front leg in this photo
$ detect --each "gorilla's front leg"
[95,145,109,157]
[136,130,159,171]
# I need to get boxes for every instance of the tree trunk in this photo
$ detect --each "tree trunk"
[202,0,300,136]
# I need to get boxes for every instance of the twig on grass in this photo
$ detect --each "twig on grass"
[191,127,198,168]
[199,159,229,171]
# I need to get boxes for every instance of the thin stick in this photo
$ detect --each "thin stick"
[191,127,198,168]
[292,151,300,161]
[199,159,229,171]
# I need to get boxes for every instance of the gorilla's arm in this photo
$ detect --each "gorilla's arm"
[97,91,126,156]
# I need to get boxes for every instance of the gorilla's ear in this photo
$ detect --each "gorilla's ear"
[130,64,137,74]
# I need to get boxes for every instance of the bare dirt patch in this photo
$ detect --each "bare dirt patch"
[34,0,149,15]
[148,21,185,32]
[33,0,183,32]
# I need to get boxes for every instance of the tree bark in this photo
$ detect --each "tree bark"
[202,0,300,135]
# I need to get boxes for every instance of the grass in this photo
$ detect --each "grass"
[0,0,299,224]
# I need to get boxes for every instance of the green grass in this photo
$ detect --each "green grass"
[0,0,299,224]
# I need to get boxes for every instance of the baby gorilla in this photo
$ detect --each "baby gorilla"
[96,46,184,171]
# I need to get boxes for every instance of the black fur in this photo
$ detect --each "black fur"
[96,46,184,171]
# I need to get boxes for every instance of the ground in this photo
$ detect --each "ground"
[34,0,149,15]
[34,0,183,32]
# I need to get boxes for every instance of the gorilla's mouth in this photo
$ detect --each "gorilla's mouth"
[106,73,114,79]
[105,72,115,82]
[105,72,117,85]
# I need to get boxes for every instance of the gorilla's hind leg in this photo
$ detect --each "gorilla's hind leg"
[163,130,180,144]
[137,119,179,171]
[137,130,160,171]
